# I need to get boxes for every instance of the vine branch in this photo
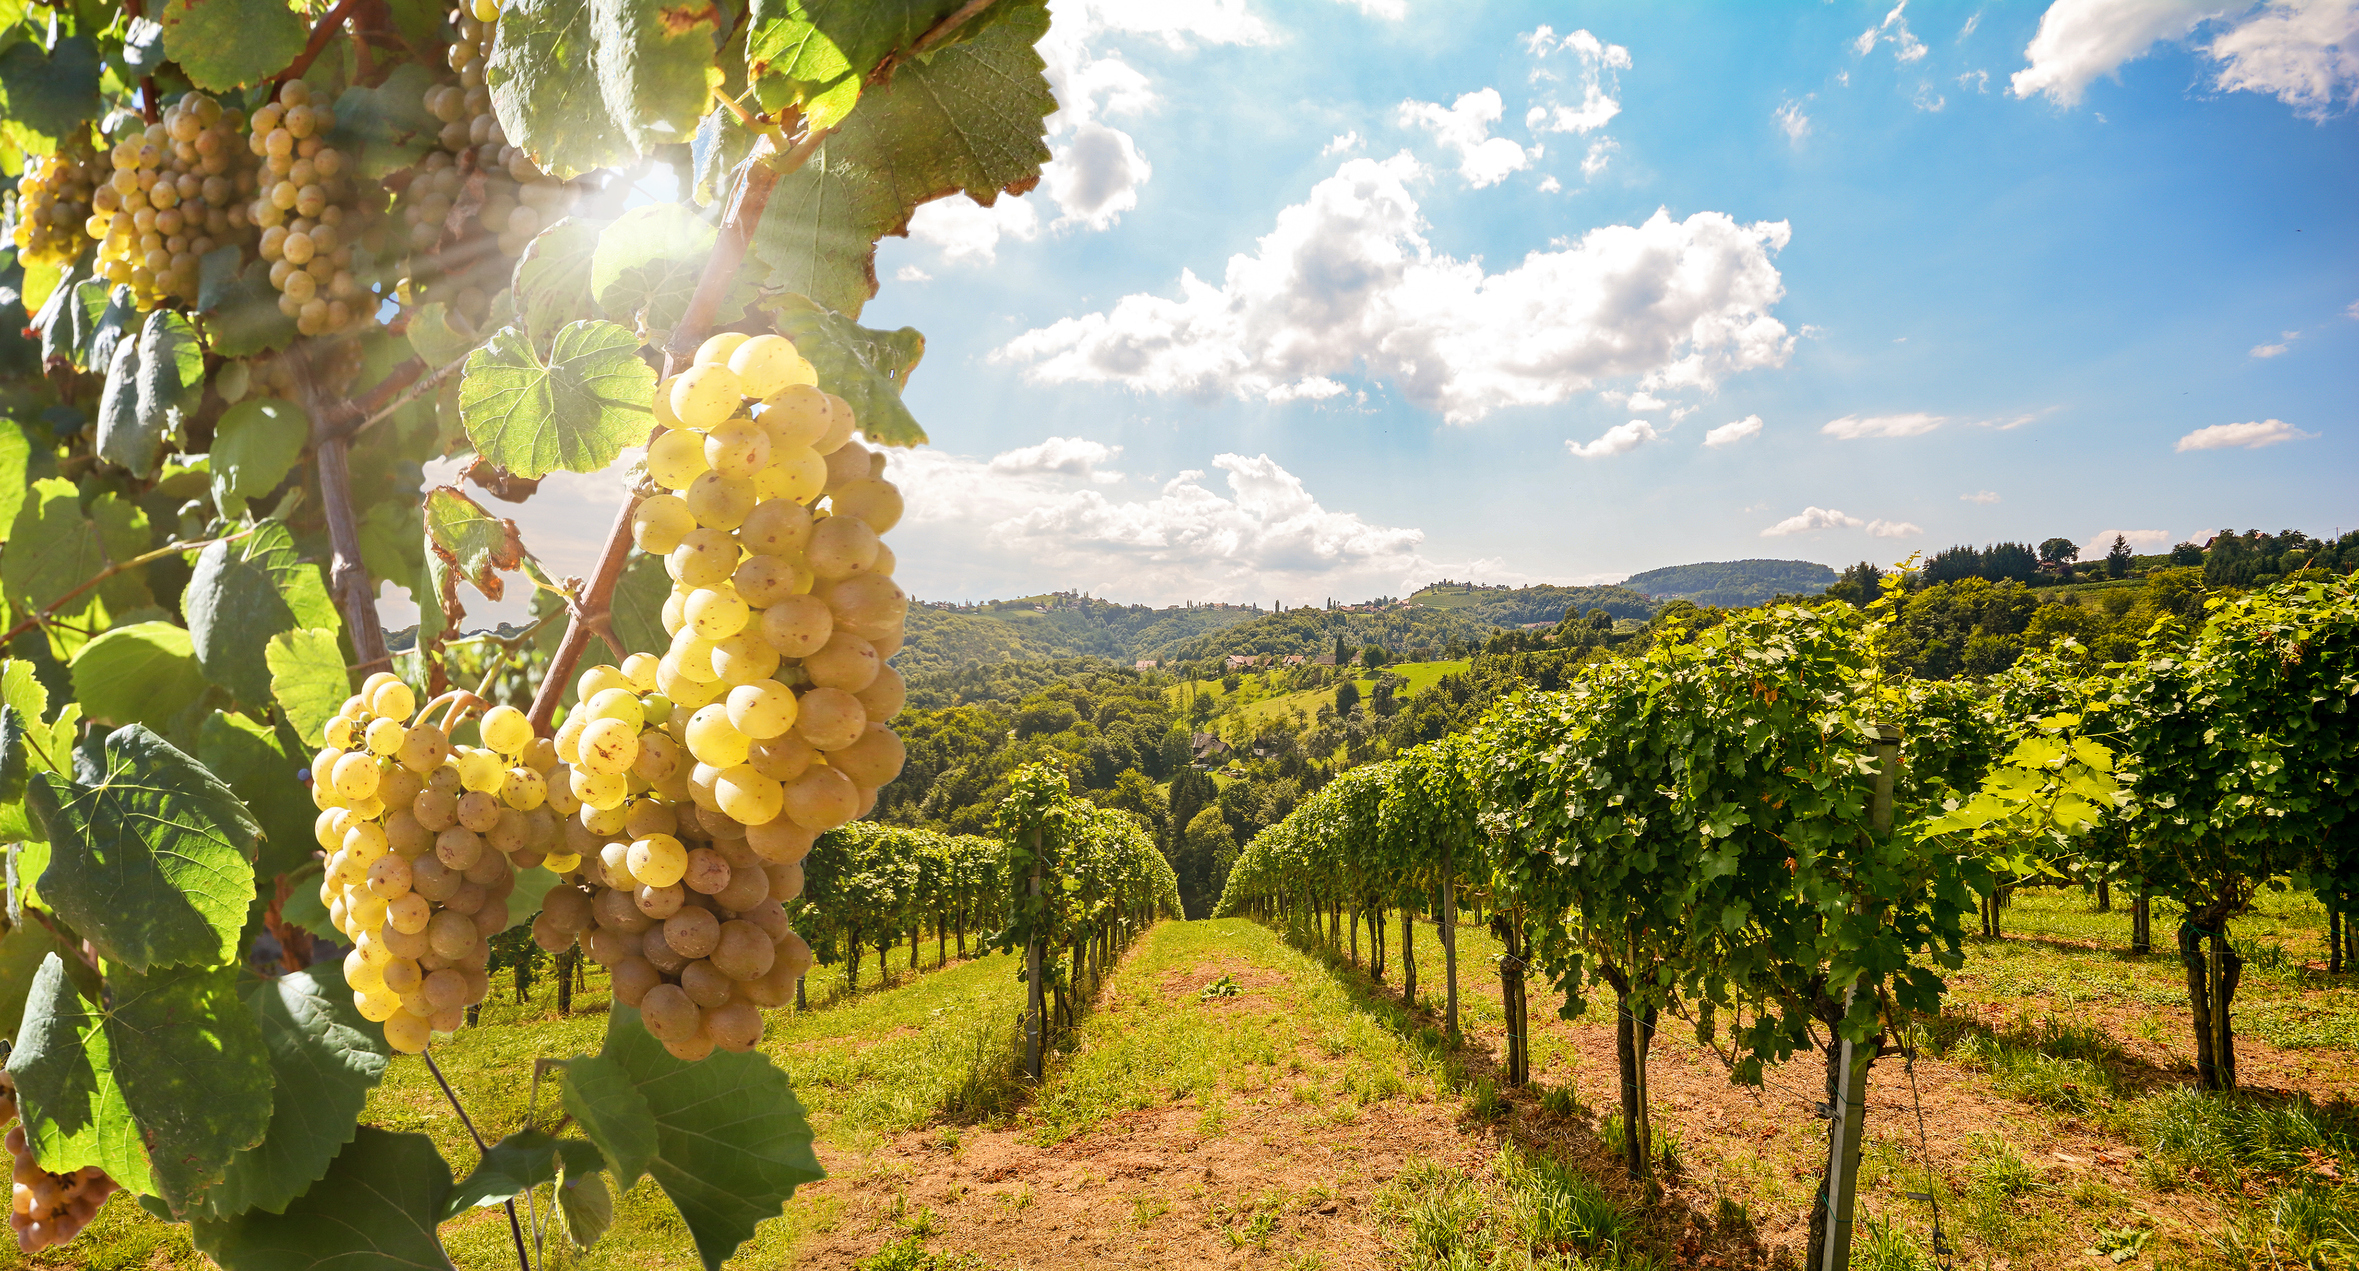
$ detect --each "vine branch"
[272,0,371,93]
[295,345,389,667]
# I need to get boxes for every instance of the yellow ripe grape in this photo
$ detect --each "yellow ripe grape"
[709,633,779,686]
[348,892,390,931]
[619,652,663,692]
[668,631,720,683]
[669,364,746,430]
[684,587,750,640]
[804,631,880,692]
[687,761,723,811]
[828,478,904,534]
[656,657,723,709]
[651,374,683,428]
[371,678,418,720]
[755,447,828,506]
[455,747,506,793]
[782,763,859,832]
[502,766,547,810]
[351,795,387,821]
[578,664,630,700]
[729,333,815,399]
[632,493,696,553]
[314,745,346,777]
[545,767,583,815]
[760,594,835,658]
[694,331,750,367]
[400,725,454,774]
[553,715,586,765]
[661,587,689,637]
[645,431,710,493]
[324,715,359,749]
[577,716,640,774]
[807,514,880,580]
[542,851,581,873]
[364,716,408,757]
[703,417,771,482]
[632,729,683,781]
[363,671,402,697]
[346,949,386,992]
[726,680,798,740]
[715,764,785,826]
[581,800,630,834]
[383,1010,430,1053]
[627,833,688,887]
[523,736,560,772]
[584,686,646,729]
[667,527,740,587]
[571,766,628,810]
[734,554,809,608]
[738,498,814,557]
[332,752,382,800]
[684,471,756,531]
[481,705,534,756]
[473,0,500,20]
[794,686,868,752]
[760,384,832,450]
[355,987,403,1023]
[684,704,752,768]
[314,809,345,850]
[870,541,898,577]
[344,821,389,865]
[816,392,859,454]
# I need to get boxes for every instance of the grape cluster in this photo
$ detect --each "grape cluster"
[529,328,910,1059]
[397,0,581,328]
[247,79,383,337]
[86,90,258,308]
[314,673,572,1053]
[1,1075,118,1252]
[10,139,95,270]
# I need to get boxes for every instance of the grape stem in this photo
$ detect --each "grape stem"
[423,1051,535,1271]
[272,0,371,95]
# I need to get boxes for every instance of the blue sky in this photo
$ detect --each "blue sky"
[414,0,2358,624]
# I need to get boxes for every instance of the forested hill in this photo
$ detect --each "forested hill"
[1620,559,1837,606]
[1407,582,1660,625]
[895,596,1263,679]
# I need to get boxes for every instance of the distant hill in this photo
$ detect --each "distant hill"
[897,595,1265,677]
[1146,606,1497,664]
[1409,582,1660,625]
[1620,559,1835,607]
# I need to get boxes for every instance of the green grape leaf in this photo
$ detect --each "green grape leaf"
[761,295,926,445]
[511,216,603,348]
[0,418,30,546]
[7,954,273,1210]
[68,621,208,732]
[197,711,317,882]
[328,62,441,180]
[3,478,109,625]
[359,499,426,593]
[424,486,529,602]
[745,0,1013,128]
[184,520,342,707]
[591,203,720,337]
[0,36,102,144]
[265,628,350,751]
[31,267,88,370]
[459,320,656,479]
[191,1127,454,1270]
[690,107,756,207]
[0,660,80,846]
[124,309,205,479]
[0,916,94,1048]
[484,0,637,180]
[121,16,168,76]
[589,0,724,153]
[59,278,135,375]
[188,964,391,1221]
[90,491,156,615]
[27,724,260,972]
[562,1006,823,1270]
[93,331,149,475]
[159,0,308,93]
[405,301,480,368]
[752,4,1052,318]
[556,1168,614,1248]
[443,1130,606,1218]
[209,398,310,517]
[608,549,672,657]
[198,249,298,358]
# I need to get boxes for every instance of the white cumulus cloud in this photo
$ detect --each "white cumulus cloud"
[997,154,1795,423]
[1704,415,1763,447]
[2250,330,2301,357]
[2092,528,2173,549]
[1856,0,1931,62]
[1567,420,1659,458]
[1399,89,1532,188]
[907,195,1042,264]
[2174,418,2318,450]
[1867,519,1923,538]
[1962,490,2002,504]
[1043,121,1155,230]
[2012,0,2359,119]
[1323,131,1362,156]
[1822,412,1945,439]
[987,436,1127,481]
[1762,507,1866,536]
[1522,27,1632,134]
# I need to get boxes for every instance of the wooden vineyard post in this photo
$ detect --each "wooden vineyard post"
[1817,723,1900,1271]
[1442,847,1460,1041]
[1025,827,1045,1082]
[2131,887,2152,954]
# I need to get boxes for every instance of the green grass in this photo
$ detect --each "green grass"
[1028,917,1444,1143]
